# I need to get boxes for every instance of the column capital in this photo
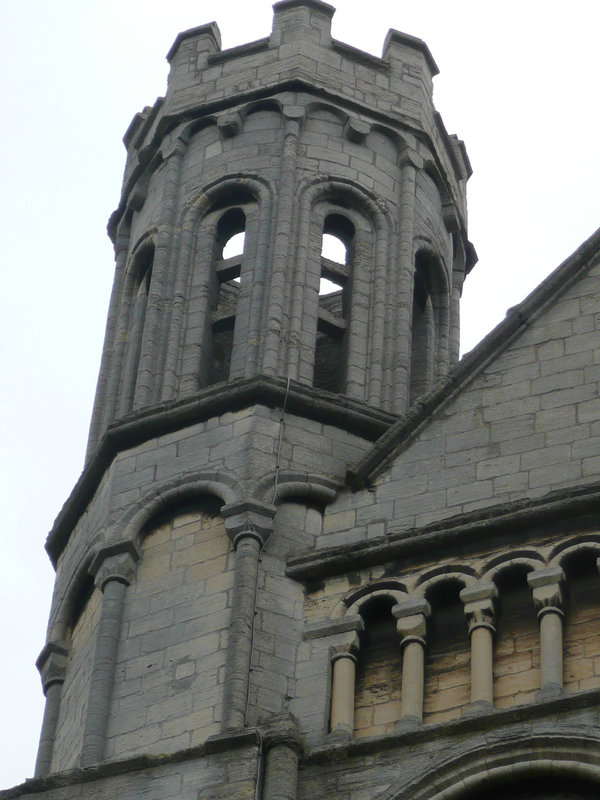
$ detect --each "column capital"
[331,631,360,663]
[460,582,498,634]
[222,499,276,547]
[344,116,370,144]
[260,712,304,757]
[393,597,430,642]
[398,150,424,170]
[36,641,69,693]
[89,541,141,591]
[527,566,564,616]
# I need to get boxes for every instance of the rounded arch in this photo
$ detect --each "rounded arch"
[179,116,219,145]
[177,173,274,231]
[240,98,283,120]
[415,567,474,596]
[111,472,241,549]
[338,581,408,619]
[482,551,546,583]
[48,547,101,642]
[422,158,453,209]
[304,101,347,126]
[376,735,600,800]
[413,242,450,295]
[253,470,339,506]
[292,174,392,402]
[368,123,407,157]
[549,534,600,565]
[298,174,390,225]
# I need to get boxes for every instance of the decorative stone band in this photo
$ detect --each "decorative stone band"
[460,582,498,711]
[393,598,430,726]
[221,500,276,731]
[528,566,565,698]
[34,641,69,776]
[79,541,141,767]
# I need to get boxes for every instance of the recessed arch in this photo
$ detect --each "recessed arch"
[48,548,100,642]
[549,534,600,564]
[252,470,339,506]
[375,735,600,800]
[415,567,474,595]
[482,551,546,583]
[114,472,241,550]
[344,583,408,618]
[292,175,391,403]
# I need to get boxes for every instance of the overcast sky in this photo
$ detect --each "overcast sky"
[1,0,599,788]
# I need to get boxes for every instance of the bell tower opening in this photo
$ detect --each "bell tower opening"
[314,213,354,393]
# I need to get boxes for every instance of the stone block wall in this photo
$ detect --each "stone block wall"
[103,507,233,759]
[321,257,600,546]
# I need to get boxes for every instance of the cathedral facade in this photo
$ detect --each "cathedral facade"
[5,2,600,798]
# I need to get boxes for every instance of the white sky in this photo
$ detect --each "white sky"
[1,0,599,788]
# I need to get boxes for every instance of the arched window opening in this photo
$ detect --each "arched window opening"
[314,213,354,393]
[458,774,600,800]
[222,232,245,263]
[493,566,539,708]
[562,550,600,693]
[354,596,401,738]
[409,252,436,404]
[120,242,155,414]
[210,208,247,385]
[320,232,347,295]
[423,580,469,724]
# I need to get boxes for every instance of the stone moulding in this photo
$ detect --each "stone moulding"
[45,375,397,566]
[347,226,600,490]
[304,688,600,765]
[0,731,260,800]
[286,482,600,581]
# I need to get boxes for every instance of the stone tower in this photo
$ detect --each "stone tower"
[13,2,600,800]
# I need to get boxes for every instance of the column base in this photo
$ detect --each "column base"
[326,725,353,744]
[464,700,494,716]
[394,715,422,733]
[536,683,563,701]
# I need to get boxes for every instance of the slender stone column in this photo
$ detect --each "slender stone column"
[261,713,303,800]
[528,566,565,699]
[329,631,360,741]
[460,582,497,712]
[221,500,275,731]
[80,542,140,767]
[93,222,132,451]
[34,641,69,776]
[391,153,421,415]
[393,598,430,726]
[265,110,303,377]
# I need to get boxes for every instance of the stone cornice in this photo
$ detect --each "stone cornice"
[0,730,259,799]
[286,483,600,581]
[45,376,396,566]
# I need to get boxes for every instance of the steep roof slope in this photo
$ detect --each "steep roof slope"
[322,225,600,546]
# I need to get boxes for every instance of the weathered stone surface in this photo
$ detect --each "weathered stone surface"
[15,2,600,800]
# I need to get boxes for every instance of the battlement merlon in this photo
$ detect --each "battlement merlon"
[111,0,471,242]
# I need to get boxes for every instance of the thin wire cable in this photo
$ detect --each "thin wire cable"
[272,376,291,505]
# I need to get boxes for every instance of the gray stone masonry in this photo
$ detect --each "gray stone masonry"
[13,2,600,800]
